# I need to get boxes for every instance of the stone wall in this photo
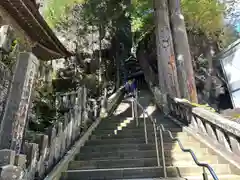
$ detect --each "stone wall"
[0,86,124,180]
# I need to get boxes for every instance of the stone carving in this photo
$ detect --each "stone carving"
[0,53,39,152]
[0,61,11,124]
[13,63,37,153]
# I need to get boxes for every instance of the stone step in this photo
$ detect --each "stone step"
[73,155,219,168]
[90,132,154,140]
[169,157,219,166]
[96,124,179,131]
[165,151,214,161]
[99,118,151,125]
[75,150,158,160]
[88,137,194,146]
[82,142,201,155]
[98,120,178,128]
[93,128,183,135]
[90,132,191,141]
[80,143,156,152]
[165,147,209,155]
[76,145,215,158]
[176,164,230,176]
[80,142,204,154]
[77,148,215,163]
[61,165,230,180]
[96,125,154,131]
[118,179,186,180]
[117,175,240,180]
[183,175,240,180]
[90,136,157,144]
[86,137,149,145]
[68,158,158,169]
[60,167,166,180]
[85,137,199,146]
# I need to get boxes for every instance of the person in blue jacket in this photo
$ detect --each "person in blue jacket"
[125,79,136,97]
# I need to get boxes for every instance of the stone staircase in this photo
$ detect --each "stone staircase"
[60,94,240,180]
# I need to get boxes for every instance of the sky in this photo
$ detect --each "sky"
[235,2,240,32]
[222,0,240,32]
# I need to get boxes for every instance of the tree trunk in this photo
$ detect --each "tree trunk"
[168,0,198,103]
[154,0,180,97]
[204,45,215,103]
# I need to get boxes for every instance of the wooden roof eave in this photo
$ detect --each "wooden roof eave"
[33,42,68,60]
[0,1,73,60]
[19,0,67,56]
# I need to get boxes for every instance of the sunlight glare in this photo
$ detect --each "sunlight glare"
[114,103,130,115]
[139,105,156,118]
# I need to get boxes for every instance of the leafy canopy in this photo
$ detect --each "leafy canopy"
[44,0,225,39]
[44,0,85,27]
[131,0,225,37]
[181,0,224,36]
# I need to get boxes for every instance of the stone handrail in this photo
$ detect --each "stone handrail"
[43,86,125,180]
[137,31,240,167]
[166,92,240,164]
[149,85,240,166]
[0,86,124,180]
[107,86,125,112]
[0,87,88,180]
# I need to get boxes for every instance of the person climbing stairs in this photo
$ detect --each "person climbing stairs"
[61,90,240,180]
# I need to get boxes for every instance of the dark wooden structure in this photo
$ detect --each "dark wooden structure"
[0,0,72,60]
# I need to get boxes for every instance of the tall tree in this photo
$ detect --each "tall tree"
[154,0,180,97]
[169,0,198,102]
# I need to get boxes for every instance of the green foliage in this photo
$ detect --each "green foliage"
[28,61,57,132]
[219,25,239,48]
[131,0,153,32]
[181,0,225,37]
[44,0,227,41]
[131,0,225,39]
[31,90,56,132]
[44,0,85,27]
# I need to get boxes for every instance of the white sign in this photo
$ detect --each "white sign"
[220,42,240,108]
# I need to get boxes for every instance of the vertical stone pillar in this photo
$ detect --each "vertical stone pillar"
[0,52,39,153]
[100,87,108,118]
[93,100,97,118]
[82,86,88,125]
[55,92,61,123]
[76,87,82,127]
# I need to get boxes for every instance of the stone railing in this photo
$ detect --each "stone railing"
[0,60,11,123]
[0,86,125,180]
[107,86,125,113]
[166,93,240,164]
[0,87,89,180]
[43,86,125,180]
[148,84,240,164]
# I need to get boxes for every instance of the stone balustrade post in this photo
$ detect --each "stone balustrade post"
[82,86,88,125]
[76,88,82,127]
[0,52,39,153]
